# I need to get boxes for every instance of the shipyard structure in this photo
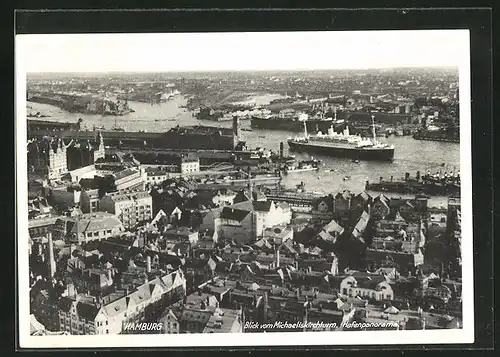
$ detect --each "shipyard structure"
[28,117,246,151]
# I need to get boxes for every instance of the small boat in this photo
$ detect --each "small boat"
[343,176,351,181]
[352,159,360,163]
[259,135,266,138]
[242,128,253,132]
[283,159,321,174]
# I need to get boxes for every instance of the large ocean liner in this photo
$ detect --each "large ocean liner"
[287,115,395,162]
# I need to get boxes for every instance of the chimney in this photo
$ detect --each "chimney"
[279,142,284,158]
[47,232,56,279]
[146,255,152,273]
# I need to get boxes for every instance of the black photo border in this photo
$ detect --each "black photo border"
[7,6,494,353]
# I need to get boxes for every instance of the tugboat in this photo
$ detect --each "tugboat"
[283,157,321,174]
[287,114,395,162]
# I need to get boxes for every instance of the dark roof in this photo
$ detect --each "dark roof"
[58,296,74,313]
[357,191,371,202]
[354,275,387,290]
[220,207,250,222]
[76,302,100,320]
[314,196,334,211]
[253,201,272,212]
[233,190,251,204]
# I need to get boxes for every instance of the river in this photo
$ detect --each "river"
[27,95,460,206]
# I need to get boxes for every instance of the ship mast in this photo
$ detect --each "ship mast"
[302,116,309,139]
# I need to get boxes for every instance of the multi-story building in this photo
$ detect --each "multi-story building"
[79,189,101,213]
[27,137,69,180]
[113,167,147,192]
[340,274,394,301]
[180,153,200,175]
[53,212,124,243]
[99,189,153,229]
[58,270,186,335]
[145,167,171,186]
[28,216,60,241]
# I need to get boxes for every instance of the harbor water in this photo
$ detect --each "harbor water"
[27,95,460,206]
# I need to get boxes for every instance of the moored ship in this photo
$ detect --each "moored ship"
[251,113,346,133]
[287,115,395,162]
[366,170,460,196]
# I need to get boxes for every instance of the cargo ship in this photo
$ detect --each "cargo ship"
[287,115,395,162]
[251,114,346,133]
[366,171,460,196]
[413,128,459,143]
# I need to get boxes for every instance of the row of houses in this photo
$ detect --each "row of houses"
[57,269,186,335]
[312,191,428,223]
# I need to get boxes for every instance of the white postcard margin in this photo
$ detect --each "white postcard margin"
[16,29,474,348]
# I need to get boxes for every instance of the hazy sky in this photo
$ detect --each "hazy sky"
[16,30,469,73]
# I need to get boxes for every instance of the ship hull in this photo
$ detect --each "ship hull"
[287,140,394,162]
[251,116,344,132]
[366,181,460,196]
